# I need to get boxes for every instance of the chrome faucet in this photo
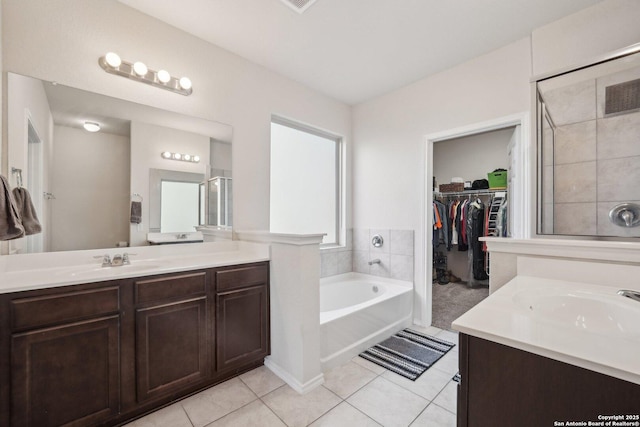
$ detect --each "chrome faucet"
[618,290,640,303]
[368,259,381,265]
[94,253,135,267]
[94,254,112,267]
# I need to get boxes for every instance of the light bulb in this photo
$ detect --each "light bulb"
[184,154,191,161]
[173,153,182,160]
[162,151,172,159]
[193,155,200,163]
[157,69,171,84]
[133,61,148,76]
[179,77,192,90]
[105,52,122,68]
[83,121,101,132]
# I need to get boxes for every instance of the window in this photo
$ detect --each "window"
[160,180,199,232]
[270,117,342,245]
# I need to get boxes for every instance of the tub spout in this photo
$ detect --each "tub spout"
[368,259,381,265]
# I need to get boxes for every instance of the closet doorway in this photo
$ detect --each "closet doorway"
[422,114,530,330]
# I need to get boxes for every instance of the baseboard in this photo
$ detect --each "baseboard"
[264,357,325,394]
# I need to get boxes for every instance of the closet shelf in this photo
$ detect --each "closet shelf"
[434,188,507,198]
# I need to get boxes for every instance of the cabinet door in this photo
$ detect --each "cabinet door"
[136,297,208,402]
[216,285,269,373]
[11,316,120,427]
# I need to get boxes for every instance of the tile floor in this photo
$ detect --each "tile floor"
[125,326,458,427]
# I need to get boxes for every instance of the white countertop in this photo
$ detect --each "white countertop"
[0,241,270,294]
[452,276,640,385]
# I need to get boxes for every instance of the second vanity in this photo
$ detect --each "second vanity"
[0,241,270,427]
[453,275,640,427]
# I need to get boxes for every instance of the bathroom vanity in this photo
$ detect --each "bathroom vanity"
[453,276,640,427]
[0,243,270,427]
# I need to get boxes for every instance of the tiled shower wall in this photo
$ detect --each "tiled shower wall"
[544,67,640,237]
[320,228,414,282]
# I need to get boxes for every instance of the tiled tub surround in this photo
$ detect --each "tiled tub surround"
[320,229,415,282]
[354,229,414,281]
[542,64,640,237]
[319,229,353,277]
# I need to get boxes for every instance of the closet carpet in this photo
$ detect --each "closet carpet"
[432,281,489,330]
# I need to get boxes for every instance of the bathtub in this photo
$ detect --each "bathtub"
[320,272,413,370]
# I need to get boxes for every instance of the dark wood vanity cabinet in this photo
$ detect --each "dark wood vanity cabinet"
[457,333,640,427]
[133,272,210,403]
[0,261,270,427]
[214,264,270,373]
[6,283,122,427]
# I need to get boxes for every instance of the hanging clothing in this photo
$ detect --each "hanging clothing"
[497,199,508,237]
[457,199,469,251]
[450,200,460,246]
[432,201,449,249]
[467,199,489,285]
[433,191,508,287]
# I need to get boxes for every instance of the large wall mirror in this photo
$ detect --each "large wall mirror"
[6,72,233,254]
[537,50,640,238]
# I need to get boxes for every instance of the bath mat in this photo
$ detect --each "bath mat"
[359,329,455,381]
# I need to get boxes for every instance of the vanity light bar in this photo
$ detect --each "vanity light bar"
[161,151,200,163]
[99,52,193,96]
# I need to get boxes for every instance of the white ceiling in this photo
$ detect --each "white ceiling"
[118,0,603,105]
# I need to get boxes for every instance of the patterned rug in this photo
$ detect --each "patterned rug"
[359,329,455,380]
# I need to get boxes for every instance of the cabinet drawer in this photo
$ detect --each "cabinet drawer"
[11,286,120,331]
[135,272,207,304]
[215,264,268,292]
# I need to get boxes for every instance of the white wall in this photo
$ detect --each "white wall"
[130,121,209,246]
[50,125,130,251]
[532,0,640,78]
[352,38,532,323]
[433,128,512,189]
[6,72,54,254]
[210,140,232,175]
[1,0,352,234]
[352,0,640,325]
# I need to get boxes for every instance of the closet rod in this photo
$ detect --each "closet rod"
[434,189,506,198]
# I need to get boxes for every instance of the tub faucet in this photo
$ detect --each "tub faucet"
[368,259,381,265]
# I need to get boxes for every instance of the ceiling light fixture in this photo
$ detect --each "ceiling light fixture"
[99,53,193,96]
[83,121,101,132]
[160,151,200,163]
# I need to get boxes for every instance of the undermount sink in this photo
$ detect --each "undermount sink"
[55,262,163,278]
[512,288,640,339]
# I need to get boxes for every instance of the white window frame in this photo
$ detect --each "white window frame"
[270,115,344,247]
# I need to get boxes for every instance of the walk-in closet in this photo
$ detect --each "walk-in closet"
[431,126,516,330]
